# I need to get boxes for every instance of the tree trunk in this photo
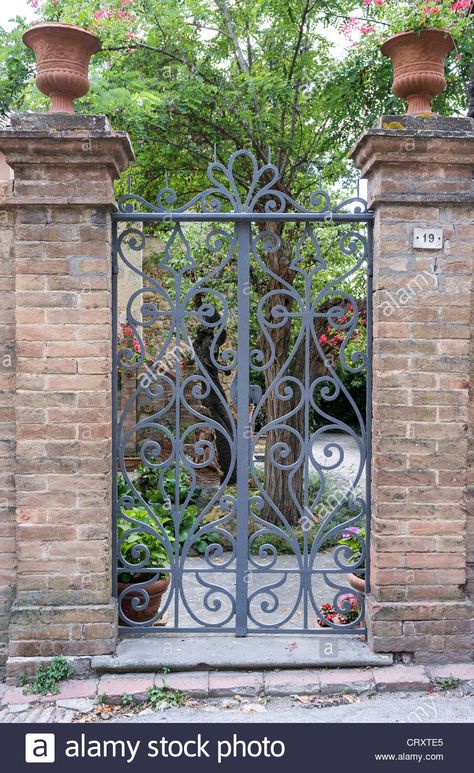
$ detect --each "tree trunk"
[257,222,302,526]
[468,58,474,118]
[259,222,341,527]
[192,310,237,485]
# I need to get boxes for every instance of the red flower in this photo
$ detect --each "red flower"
[319,334,329,345]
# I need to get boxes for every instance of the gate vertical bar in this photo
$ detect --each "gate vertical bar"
[111,218,119,597]
[235,221,251,636]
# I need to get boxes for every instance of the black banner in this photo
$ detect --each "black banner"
[0,722,470,772]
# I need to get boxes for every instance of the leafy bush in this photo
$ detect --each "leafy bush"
[337,526,366,577]
[118,466,218,571]
[134,464,200,507]
[118,506,170,582]
[21,656,73,696]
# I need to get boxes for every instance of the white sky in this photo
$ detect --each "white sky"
[0,0,34,28]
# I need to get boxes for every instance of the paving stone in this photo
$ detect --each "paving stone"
[51,679,98,702]
[373,665,430,693]
[159,671,209,697]
[209,671,264,697]
[319,668,375,695]
[8,703,31,713]
[53,708,77,723]
[464,681,474,696]
[264,670,320,696]
[56,698,95,713]
[2,688,40,705]
[427,664,474,683]
[97,673,154,704]
[3,679,97,705]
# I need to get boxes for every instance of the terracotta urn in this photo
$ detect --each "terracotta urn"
[118,573,170,626]
[22,23,100,113]
[381,29,455,115]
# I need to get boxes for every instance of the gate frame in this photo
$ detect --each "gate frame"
[111,150,374,636]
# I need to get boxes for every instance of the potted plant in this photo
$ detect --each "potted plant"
[117,506,171,626]
[337,526,366,594]
[315,594,361,627]
[23,0,140,112]
[344,1,474,114]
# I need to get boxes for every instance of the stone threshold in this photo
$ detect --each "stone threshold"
[91,634,393,673]
[1,664,474,710]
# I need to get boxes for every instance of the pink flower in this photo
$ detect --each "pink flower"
[360,24,375,34]
[422,6,440,14]
[319,334,329,345]
[374,0,384,5]
[31,0,40,9]
[126,31,138,40]
[455,53,462,61]
[362,0,372,4]
[342,526,360,538]
[341,17,359,35]
[452,0,472,8]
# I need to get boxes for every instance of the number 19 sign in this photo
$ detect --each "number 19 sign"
[413,227,443,250]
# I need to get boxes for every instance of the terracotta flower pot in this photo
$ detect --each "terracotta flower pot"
[381,29,455,115]
[118,573,170,626]
[22,23,100,113]
[347,572,366,595]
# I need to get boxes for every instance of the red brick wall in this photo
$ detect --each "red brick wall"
[0,114,133,674]
[0,171,15,674]
[352,117,474,663]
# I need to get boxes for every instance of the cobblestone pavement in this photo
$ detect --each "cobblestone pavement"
[1,663,473,724]
[1,693,473,725]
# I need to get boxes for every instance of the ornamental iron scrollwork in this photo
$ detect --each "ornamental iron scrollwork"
[113,149,372,634]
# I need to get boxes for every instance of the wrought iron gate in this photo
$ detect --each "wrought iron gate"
[112,150,373,635]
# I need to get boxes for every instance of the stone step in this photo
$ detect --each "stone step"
[92,634,393,673]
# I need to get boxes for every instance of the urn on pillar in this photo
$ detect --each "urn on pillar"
[22,22,100,113]
[381,30,455,116]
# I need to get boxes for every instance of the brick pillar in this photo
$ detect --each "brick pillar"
[351,115,474,664]
[0,154,14,674]
[0,113,133,675]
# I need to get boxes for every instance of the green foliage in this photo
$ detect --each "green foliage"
[337,525,366,573]
[146,684,186,708]
[134,464,200,507]
[349,0,474,41]
[26,0,140,45]
[118,506,170,581]
[0,18,34,118]
[118,464,219,579]
[96,692,108,705]
[436,676,460,691]
[120,692,135,705]
[2,1,471,183]
[22,656,74,696]
[17,671,28,687]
